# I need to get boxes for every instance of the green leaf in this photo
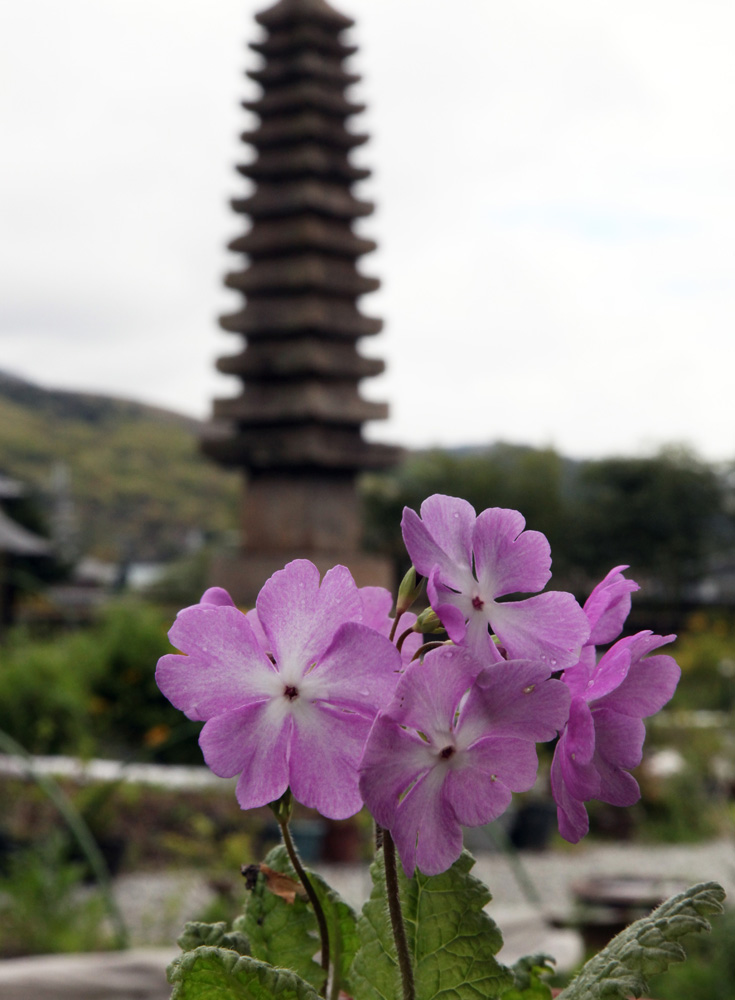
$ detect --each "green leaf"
[499,954,555,1000]
[309,863,360,999]
[177,921,250,956]
[350,848,513,1000]
[168,946,321,1000]
[241,845,359,998]
[557,880,726,1000]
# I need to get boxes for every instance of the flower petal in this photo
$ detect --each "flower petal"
[551,748,591,843]
[464,660,570,744]
[599,635,680,718]
[301,622,402,716]
[488,591,589,668]
[401,495,475,581]
[198,700,291,809]
[556,700,599,801]
[593,749,641,807]
[357,586,393,631]
[592,707,646,770]
[199,587,236,608]
[427,569,471,645]
[289,701,373,819]
[385,647,479,745]
[359,715,436,830]
[473,508,551,598]
[445,736,537,826]
[586,641,632,702]
[583,566,639,646]
[256,560,361,669]
[392,765,463,876]
[157,606,280,720]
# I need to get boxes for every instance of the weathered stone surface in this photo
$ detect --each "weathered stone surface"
[225,254,379,296]
[219,295,383,338]
[213,383,388,424]
[231,179,373,219]
[216,340,384,379]
[202,422,400,471]
[237,144,370,181]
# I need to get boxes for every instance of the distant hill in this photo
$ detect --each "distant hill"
[0,370,240,563]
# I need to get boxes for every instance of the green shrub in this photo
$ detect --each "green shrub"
[0,600,203,762]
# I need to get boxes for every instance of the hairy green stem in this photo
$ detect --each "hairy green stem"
[278,817,331,991]
[382,830,416,1000]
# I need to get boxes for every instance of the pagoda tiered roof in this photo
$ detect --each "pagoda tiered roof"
[203,0,398,474]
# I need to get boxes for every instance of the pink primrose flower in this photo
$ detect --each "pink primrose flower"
[401,494,589,667]
[551,629,680,842]
[359,645,570,876]
[156,560,402,820]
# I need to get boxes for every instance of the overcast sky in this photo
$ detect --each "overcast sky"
[1,0,733,461]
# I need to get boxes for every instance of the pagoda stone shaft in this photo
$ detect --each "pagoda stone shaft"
[202,0,399,599]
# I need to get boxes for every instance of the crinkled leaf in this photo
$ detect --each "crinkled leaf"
[499,954,555,1000]
[309,861,360,998]
[241,845,358,998]
[168,946,320,1000]
[350,847,513,1000]
[177,921,250,956]
[242,846,324,992]
[558,880,726,1000]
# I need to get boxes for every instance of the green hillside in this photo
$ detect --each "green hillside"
[0,371,239,562]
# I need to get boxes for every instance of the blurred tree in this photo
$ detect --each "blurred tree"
[361,444,572,578]
[361,444,731,601]
[569,447,726,597]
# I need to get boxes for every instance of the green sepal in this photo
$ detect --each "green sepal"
[177,920,250,956]
[268,788,294,825]
[557,880,726,1000]
[350,847,513,1000]
[242,845,358,997]
[499,954,555,1000]
[168,946,321,1000]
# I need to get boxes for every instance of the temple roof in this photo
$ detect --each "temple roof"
[224,254,379,297]
[220,295,383,338]
[228,216,376,259]
[204,0,396,474]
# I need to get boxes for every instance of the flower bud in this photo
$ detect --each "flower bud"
[395,566,424,615]
[413,609,445,634]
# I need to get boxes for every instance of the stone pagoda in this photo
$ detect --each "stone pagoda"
[202,0,400,603]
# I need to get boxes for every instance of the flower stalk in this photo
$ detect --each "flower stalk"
[382,829,416,1000]
[273,795,330,993]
